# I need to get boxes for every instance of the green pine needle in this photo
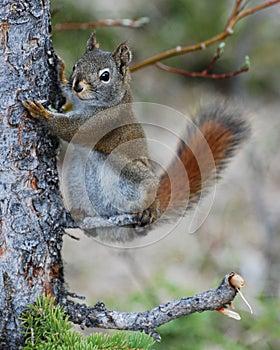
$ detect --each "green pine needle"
[20,295,155,350]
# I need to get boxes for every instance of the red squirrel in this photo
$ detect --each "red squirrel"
[23,32,250,240]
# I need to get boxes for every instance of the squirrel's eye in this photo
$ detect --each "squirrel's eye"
[99,68,111,83]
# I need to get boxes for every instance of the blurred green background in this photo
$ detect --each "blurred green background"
[51,1,280,349]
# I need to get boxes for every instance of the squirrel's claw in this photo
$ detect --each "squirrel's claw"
[23,100,52,119]
[56,54,68,85]
[107,206,158,228]
[134,201,159,227]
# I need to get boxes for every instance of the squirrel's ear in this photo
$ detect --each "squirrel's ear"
[112,42,132,75]
[86,32,99,52]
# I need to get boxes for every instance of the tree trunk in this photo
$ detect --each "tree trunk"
[0,1,65,348]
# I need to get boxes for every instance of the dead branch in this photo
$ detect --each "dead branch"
[52,17,149,33]
[62,272,247,342]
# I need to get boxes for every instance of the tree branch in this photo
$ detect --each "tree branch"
[62,272,246,342]
[130,0,280,72]
[52,17,149,33]
[155,43,251,79]
[155,58,250,80]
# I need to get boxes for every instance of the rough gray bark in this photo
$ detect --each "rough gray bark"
[0,1,65,348]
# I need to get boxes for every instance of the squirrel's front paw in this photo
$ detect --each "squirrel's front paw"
[23,100,52,119]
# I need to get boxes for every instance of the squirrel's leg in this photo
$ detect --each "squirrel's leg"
[23,100,85,142]
[101,159,160,227]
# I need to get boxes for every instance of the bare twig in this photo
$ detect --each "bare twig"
[63,272,246,342]
[155,43,251,79]
[201,44,225,74]
[52,17,149,34]
[155,57,250,80]
[233,0,280,21]
[130,0,280,72]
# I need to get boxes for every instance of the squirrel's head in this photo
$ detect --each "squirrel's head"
[69,32,132,108]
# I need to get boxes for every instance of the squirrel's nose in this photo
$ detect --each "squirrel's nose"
[72,76,87,94]
[73,81,84,93]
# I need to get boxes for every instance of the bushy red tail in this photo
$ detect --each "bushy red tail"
[157,102,250,215]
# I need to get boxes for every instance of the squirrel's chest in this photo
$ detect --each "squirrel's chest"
[65,146,153,218]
